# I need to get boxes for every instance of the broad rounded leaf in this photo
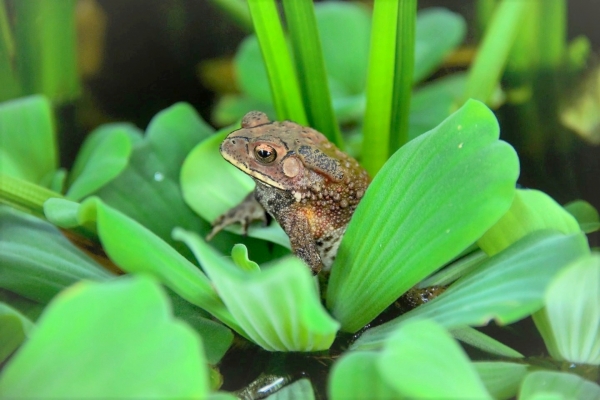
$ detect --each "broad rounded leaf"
[328,352,398,400]
[0,303,33,363]
[66,124,138,201]
[328,99,519,332]
[564,199,600,233]
[378,319,491,399]
[235,36,273,105]
[0,206,112,303]
[353,231,590,350]
[474,362,528,400]
[180,129,290,248]
[519,371,600,400]
[0,95,57,184]
[0,277,209,398]
[94,102,215,259]
[414,8,466,83]
[266,379,315,400]
[316,2,371,95]
[478,189,580,256]
[533,254,600,365]
[175,229,339,352]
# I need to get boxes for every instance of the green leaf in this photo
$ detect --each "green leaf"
[93,103,215,258]
[0,289,44,322]
[0,303,33,364]
[12,0,80,103]
[361,0,400,174]
[282,0,342,146]
[234,36,273,106]
[474,361,528,400]
[352,231,590,350]
[519,371,600,400]
[328,351,398,400]
[533,254,600,365]
[564,200,600,233]
[0,95,56,184]
[413,8,466,83]
[231,244,260,273]
[66,124,141,201]
[451,326,524,358]
[266,379,314,400]
[378,319,491,399]
[174,229,339,352]
[478,189,581,256]
[83,197,237,330]
[0,276,209,398]
[180,129,290,248]
[328,99,519,332]
[0,206,112,303]
[170,295,233,365]
[463,0,528,103]
[315,2,370,96]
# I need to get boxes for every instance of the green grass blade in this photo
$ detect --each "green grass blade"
[389,0,416,154]
[13,0,80,103]
[282,0,342,146]
[362,0,399,175]
[246,0,307,125]
[462,0,528,104]
[208,0,252,32]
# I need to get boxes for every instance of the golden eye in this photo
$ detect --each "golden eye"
[254,144,277,164]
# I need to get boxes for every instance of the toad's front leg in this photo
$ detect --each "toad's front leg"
[278,213,324,275]
[207,191,268,240]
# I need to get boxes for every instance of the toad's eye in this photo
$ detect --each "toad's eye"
[254,144,277,164]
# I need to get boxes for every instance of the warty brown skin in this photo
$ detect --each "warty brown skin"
[209,111,371,274]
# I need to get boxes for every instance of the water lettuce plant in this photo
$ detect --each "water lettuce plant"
[1,0,599,398]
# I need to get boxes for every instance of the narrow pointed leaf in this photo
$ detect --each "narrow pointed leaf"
[478,189,581,256]
[451,326,524,358]
[352,231,590,350]
[174,229,339,352]
[533,254,600,365]
[519,371,600,400]
[328,99,519,332]
[0,277,209,398]
[378,319,491,399]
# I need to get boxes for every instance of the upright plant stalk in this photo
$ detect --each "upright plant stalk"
[208,0,253,33]
[462,0,528,104]
[362,0,400,176]
[13,0,80,103]
[475,0,498,40]
[281,0,343,147]
[0,174,62,218]
[388,0,416,155]
[246,0,307,125]
[0,0,20,101]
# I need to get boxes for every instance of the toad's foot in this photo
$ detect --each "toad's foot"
[207,191,268,240]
